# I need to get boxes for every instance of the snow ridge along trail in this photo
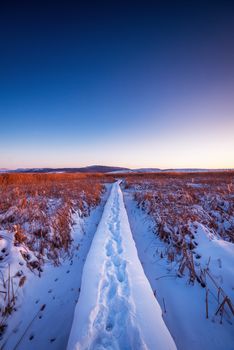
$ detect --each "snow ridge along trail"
[67,181,176,350]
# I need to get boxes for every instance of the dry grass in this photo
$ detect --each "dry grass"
[122,171,234,321]
[0,173,113,264]
[123,171,234,244]
[123,172,234,282]
[0,173,114,337]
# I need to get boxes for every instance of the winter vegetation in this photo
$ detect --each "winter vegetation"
[122,171,234,349]
[124,171,234,243]
[0,171,233,349]
[0,173,111,345]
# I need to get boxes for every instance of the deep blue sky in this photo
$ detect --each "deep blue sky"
[1,1,234,168]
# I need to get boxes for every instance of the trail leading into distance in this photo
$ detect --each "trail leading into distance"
[67,181,176,350]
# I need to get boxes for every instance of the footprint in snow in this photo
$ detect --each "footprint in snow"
[13,327,19,334]
[106,322,114,332]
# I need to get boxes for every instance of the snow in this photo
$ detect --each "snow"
[195,223,234,296]
[124,190,234,350]
[67,181,176,350]
[1,191,109,350]
[2,178,233,350]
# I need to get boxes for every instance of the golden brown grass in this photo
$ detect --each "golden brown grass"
[0,173,113,264]
[123,171,234,283]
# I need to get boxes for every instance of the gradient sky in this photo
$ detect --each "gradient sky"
[0,1,234,169]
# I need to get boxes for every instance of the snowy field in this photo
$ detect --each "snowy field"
[124,193,234,350]
[123,172,234,350]
[0,172,233,349]
[0,197,108,350]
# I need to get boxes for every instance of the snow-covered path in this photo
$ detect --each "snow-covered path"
[67,182,176,350]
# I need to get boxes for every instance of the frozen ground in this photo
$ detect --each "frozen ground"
[67,181,176,350]
[1,179,233,350]
[124,189,234,350]
[0,190,109,350]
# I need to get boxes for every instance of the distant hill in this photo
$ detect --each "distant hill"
[0,168,9,173]
[10,165,131,174]
[133,168,161,173]
[2,166,233,174]
[111,168,233,174]
[160,168,233,173]
[108,168,161,174]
